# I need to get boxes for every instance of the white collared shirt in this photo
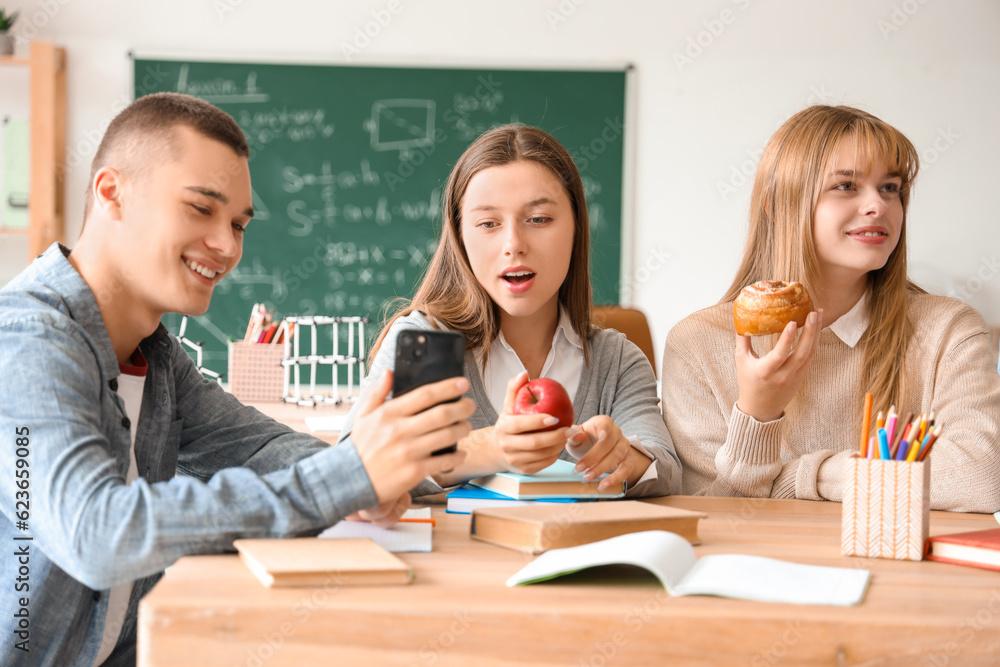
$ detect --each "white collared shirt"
[479,307,657,484]
[826,293,868,348]
[480,307,585,411]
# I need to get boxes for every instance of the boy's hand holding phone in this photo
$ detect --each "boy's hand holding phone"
[351,369,473,503]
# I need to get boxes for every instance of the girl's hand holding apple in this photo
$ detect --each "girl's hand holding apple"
[492,372,573,473]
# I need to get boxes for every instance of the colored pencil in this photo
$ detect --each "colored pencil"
[889,412,913,458]
[397,518,436,526]
[885,405,898,450]
[916,426,940,462]
[860,393,874,457]
[878,428,890,460]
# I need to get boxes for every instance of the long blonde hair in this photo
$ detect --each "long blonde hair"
[723,105,922,416]
[371,124,593,367]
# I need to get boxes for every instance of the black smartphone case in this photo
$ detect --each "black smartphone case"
[392,329,466,455]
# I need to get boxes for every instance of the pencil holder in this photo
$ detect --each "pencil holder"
[841,455,930,561]
[228,341,285,402]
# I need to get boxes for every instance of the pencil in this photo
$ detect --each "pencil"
[916,426,940,462]
[860,393,874,457]
[889,412,914,458]
[905,431,926,462]
[397,518,436,526]
[893,423,912,461]
[885,405,898,449]
[878,428,890,460]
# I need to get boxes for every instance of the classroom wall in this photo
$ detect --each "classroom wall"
[2,0,998,368]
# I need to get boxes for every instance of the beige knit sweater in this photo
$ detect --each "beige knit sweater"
[662,292,1000,513]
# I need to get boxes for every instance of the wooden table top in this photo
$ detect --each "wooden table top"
[138,496,1000,666]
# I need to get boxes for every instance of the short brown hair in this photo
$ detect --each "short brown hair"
[84,92,249,215]
[372,124,593,366]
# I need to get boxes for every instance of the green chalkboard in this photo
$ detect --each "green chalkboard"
[135,58,627,379]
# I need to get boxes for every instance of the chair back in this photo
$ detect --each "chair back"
[591,305,657,377]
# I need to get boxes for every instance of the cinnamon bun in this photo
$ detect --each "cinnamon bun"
[733,280,813,336]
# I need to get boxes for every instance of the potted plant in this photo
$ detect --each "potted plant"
[0,9,18,55]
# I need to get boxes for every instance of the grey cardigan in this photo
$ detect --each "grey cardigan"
[338,312,682,498]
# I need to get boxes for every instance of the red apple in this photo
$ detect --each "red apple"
[512,378,574,431]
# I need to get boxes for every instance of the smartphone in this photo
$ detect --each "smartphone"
[392,329,466,456]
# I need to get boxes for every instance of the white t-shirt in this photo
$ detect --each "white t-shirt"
[93,353,145,666]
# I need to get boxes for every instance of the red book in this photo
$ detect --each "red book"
[925,527,1000,571]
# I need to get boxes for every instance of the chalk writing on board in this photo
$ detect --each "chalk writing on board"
[236,108,334,146]
[176,64,269,104]
[365,99,437,159]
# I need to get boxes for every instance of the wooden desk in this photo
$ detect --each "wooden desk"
[138,497,1000,666]
[244,399,352,445]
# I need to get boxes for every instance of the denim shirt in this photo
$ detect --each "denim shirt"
[0,244,378,666]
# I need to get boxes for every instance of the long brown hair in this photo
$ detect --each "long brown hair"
[371,124,593,366]
[723,105,922,416]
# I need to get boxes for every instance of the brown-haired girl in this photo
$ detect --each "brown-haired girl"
[339,124,681,498]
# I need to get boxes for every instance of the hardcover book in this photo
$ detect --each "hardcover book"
[470,500,705,554]
[925,527,1000,571]
[468,459,625,500]
[234,537,414,588]
[446,485,580,514]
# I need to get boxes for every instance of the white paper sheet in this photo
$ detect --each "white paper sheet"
[319,508,433,552]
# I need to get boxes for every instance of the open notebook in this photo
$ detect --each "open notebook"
[507,530,871,606]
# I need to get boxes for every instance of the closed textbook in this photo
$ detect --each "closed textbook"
[446,484,580,514]
[468,459,625,500]
[925,527,1000,572]
[234,537,414,588]
[470,500,706,554]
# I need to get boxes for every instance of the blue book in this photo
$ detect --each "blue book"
[467,459,626,501]
[445,485,580,515]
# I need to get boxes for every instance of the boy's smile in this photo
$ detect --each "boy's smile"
[113,125,253,324]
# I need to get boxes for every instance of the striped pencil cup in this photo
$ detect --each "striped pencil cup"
[841,455,930,561]
[228,341,285,402]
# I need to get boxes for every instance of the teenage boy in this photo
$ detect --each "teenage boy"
[0,92,472,667]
